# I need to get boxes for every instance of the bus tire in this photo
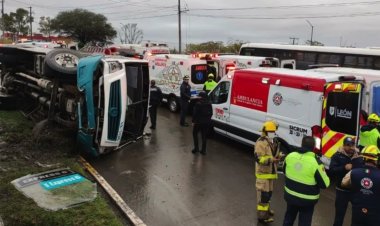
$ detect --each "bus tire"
[44,49,83,82]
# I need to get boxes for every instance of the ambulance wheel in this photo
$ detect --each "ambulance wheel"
[168,97,179,112]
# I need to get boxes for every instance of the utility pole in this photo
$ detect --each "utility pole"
[1,0,4,37]
[178,0,182,53]
[306,20,314,46]
[29,6,32,41]
[289,37,299,45]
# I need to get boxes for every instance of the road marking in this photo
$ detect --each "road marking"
[79,156,146,226]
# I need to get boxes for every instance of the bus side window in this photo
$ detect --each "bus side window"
[210,81,230,104]
[343,55,358,67]
[375,57,380,70]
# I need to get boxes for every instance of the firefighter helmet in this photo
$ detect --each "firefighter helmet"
[261,120,278,133]
[362,145,380,161]
[368,113,380,123]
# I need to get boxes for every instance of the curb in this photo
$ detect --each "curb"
[79,157,146,226]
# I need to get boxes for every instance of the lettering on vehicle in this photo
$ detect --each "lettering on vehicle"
[214,108,224,119]
[154,58,167,67]
[234,95,263,108]
[329,106,352,119]
[289,125,308,137]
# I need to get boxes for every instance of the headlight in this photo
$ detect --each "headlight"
[108,61,123,73]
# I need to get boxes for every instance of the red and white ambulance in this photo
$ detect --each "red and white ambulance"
[209,67,365,167]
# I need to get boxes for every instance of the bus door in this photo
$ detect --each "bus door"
[281,59,296,69]
[369,81,380,116]
[320,82,363,166]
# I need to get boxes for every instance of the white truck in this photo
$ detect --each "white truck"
[0,45,150,156]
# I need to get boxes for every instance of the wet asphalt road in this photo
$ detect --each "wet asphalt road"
[89,107,351,226]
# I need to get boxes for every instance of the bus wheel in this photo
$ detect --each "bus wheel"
[168,97,179,112]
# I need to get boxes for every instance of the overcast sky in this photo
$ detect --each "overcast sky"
[7,0,380,48]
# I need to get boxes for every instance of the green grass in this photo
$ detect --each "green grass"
[0,111,124,226]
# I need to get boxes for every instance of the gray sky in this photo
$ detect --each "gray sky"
[7,0,380,48]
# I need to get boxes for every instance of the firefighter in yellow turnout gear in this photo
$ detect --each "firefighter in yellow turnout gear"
[254,121,280,223]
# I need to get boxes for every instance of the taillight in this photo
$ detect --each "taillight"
[312,125,322,152]
[225,64,235,74]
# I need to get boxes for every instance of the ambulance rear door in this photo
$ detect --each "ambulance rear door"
[321,81,363,163]
[369,81,380,116]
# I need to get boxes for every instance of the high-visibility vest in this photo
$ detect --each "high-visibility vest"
[359,128,380,147]
[204,80,217,91]
[284,152,330,203]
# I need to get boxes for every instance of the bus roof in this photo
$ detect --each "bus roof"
[241,43,380,57]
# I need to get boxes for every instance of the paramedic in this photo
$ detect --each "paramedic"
[341,145,380,226]
[359,113,380,150]
[203,73,217,94]
[149,80,163,130]
[330,137,363,226]
[180,75,191,127]
[283,136,330,226]
[191,91,213,155]
[254,120,280,223]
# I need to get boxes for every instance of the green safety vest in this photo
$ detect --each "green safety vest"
[359,128,380,147]
[284,152,330,201]
[204,80,217,91]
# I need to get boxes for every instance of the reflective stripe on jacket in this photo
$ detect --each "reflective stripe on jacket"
[284,151,330,206]
[255,137,278,180]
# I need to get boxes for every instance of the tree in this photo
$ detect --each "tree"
[305,40,324,46]
[51,9,117,45]
[186,41,224,53]
[0,8,31,40]
[224,39,245,54]
[119,23,143,44]
[12,8,31,36]
[39,16,53,40]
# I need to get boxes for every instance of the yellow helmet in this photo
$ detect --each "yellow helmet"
[208,73,214,79]
[362,145,380,161]
[368,113,380,123]
[261,120,278,133]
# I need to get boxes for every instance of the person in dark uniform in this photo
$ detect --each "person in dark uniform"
[342,145,380,226]
[191,91,213,155]
[149,80,162,129]
[330,137,364,226]
[180,75,191,127]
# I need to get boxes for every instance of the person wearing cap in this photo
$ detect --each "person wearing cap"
[359,113,380,150]
[203,73,217,94]
[191,91,213,155]
[330,137,364,226]
[180,75,191,127]
[341,145,380,226]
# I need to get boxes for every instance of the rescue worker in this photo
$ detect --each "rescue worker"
[330,137,364,226]
[191,91,213,155]
[359,113,380,150]
[180,75,191,127]
[282,136,330,226]
[149,80,163,129]
[203,73,217,94]
[254,120,280,223]
[341,145,380,226]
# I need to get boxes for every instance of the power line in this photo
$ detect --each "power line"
[190,1,380,11]
[187,11,380,20]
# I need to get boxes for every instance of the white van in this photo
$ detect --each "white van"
[216,55,296,70]
[209,68,364,167]
[310,67,380,116]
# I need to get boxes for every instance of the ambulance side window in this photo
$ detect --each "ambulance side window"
[210,81,230,104]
